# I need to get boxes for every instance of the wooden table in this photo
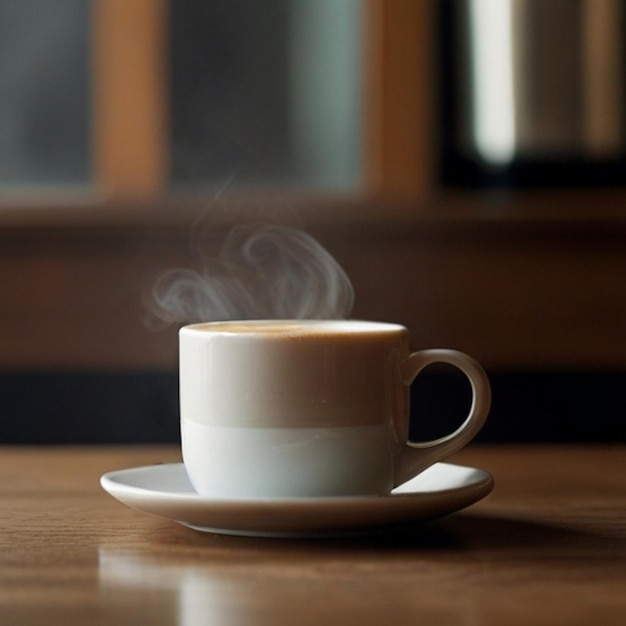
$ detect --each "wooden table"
[1,445,625,625]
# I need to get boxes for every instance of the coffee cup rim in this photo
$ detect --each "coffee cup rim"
[180,319,407,336]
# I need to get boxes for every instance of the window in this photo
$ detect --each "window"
[0,0,434,204]
[1,0,384,200]
[0,0,90,189]
[170,0,363,191]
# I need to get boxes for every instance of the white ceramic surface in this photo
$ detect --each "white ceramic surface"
[181,422,397,498]
[179,320,491,498]
[100,462,494,537]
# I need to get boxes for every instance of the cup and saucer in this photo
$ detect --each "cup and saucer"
[100,460,493,538]
[101,320,494,538]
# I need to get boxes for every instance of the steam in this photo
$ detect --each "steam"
[150,221,354,324]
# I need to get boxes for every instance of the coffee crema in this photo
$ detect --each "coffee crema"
[186,320,405,336]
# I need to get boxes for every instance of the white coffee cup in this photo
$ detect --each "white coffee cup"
[179,320,491,499]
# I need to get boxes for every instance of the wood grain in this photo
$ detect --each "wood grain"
[1,445,625,625]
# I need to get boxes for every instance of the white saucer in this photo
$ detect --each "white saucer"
[100,462,493,537]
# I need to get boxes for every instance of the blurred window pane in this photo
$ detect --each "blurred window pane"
[0,0,91,188]
[170,0,363,191]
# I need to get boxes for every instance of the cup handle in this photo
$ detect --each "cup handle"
[394,349,491,487]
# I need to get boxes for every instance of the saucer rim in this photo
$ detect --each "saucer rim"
[100,461,491,502]
[100,461,494,537]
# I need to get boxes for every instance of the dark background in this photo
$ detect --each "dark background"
[2,369,624,444]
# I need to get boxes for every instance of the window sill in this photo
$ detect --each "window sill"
[1,188,625,243]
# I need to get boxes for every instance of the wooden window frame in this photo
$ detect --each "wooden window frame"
[93,0,169,199]
[2,0,624,213]
[90,0,434,205]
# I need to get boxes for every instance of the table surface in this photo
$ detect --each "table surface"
[1,445,625,625]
